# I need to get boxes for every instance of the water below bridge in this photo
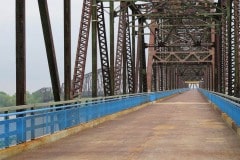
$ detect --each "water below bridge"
[7,90,240,160]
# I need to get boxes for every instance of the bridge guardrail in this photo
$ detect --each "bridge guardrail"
[198,88,240,127]
[0,88,189,149]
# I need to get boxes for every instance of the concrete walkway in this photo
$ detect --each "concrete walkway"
[7,90,240,160]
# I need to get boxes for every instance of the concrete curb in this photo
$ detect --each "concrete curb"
[210,102,240,138]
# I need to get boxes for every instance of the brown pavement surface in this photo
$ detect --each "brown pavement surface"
[7,89,240,160]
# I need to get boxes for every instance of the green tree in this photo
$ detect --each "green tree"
[0,92,14,107]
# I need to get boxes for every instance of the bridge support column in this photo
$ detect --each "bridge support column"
[147,19,157,92]
[110,1,115,95]
[16,0,26,106]
[233,0,240,97]
[64,0,71,100]
[92,0,97,97]
[38,0,61,101]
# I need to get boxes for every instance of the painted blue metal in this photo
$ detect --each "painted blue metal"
[199,89,240,126]
[0,89,188,149]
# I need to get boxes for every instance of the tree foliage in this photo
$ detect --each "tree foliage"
[0,88,54,107]
[0,92,14,107]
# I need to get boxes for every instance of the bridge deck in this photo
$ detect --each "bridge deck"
[8,90,240,160]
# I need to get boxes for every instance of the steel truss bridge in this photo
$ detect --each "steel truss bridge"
[14,0,240,105]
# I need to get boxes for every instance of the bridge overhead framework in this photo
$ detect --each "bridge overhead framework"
[12,0,240,105]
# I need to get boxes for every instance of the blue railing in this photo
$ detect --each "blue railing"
[198,89,240,126]
[0,88,188,149]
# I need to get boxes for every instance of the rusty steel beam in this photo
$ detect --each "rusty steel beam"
[114,2,127,95]
[227,0,234,95]
[221,0,227,94]
[72,0,92,98]
[152,63,157,91]
[96,2,112,96]
[92,0,97,98]
[122,33,127,94]
[110,1,115,95]
[16,0,26,106]
[141,26,147,92]
[233,0,240,97]
[135,17,147,93]
[136,18,143,92]
[125,9,135,93]
[38,0,61,101]
[135,23,140,92]
[64,0,71,100]
[131,12,136,92]
[214,1,223,93]
[147,20,157,92]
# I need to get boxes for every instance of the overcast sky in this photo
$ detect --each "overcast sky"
[0,1,98,94]
[0,1,155,95]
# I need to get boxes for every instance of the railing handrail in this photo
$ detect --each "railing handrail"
[0,93,150,118]
[209,91,240,104]
[0,92,153,113]
[0,90,182,115]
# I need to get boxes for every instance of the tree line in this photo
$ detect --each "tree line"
[0,88,54,107]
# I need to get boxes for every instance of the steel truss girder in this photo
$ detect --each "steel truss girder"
[72,0,92,98]
[154,51,212,63]
[233,0,240,97]
[221,0,228,94]
[96,2,112,96]
[227,0,235,95]
[125,9,135,94]
[134,0,223,15]
[114,2,127,94]
[114,2,135,94]
[81,69,104,97]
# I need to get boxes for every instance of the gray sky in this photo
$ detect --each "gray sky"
[0,1,122,95]
[0,1,92,94]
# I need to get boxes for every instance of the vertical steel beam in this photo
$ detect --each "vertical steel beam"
[96,2,112,96]
[38,0,61,101]
[234,0,240,97]
[125,10,135,94]
[137,18,143,92]
[72,0,92,97]
[221,0,227,93]
[122,38,127,94]
[131,13,136,93]
[141,31,147,93]
[165,67,168,90]
[92,0,97,97]
[114,2,127,94]
[215,1,224,93]
[16,0,26,106]
[64,0,71,100]
[160,65,163,91]
[136,17,147,93]
[147,21,157,92]
[110,1,114,95]
[211,21,216,92]
[215,31,222,92]
[153,63,157,91]
[135,29,140,92]
[227,0,234,95]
